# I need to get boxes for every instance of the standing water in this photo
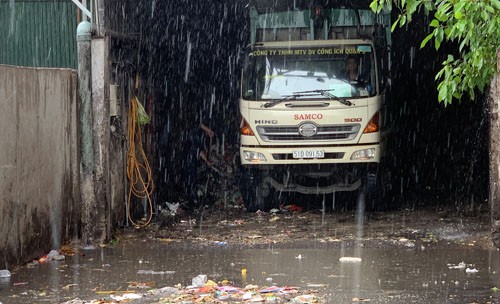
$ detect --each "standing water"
[0,231,499,303]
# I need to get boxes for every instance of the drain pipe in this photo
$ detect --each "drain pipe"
[77,21,98,246]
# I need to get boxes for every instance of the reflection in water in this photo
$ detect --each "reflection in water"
[49,261,61,303]
[352,189,366,299]
[0,278,10,291]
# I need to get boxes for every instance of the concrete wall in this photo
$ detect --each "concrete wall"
[0,65,79,268]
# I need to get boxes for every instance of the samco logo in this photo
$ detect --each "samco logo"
[293,113,324,120]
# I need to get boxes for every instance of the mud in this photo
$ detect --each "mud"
[153,205,493,251]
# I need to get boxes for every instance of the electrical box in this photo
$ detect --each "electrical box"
[110,84,120,117]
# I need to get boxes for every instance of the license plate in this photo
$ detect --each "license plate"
[292,150,325,159]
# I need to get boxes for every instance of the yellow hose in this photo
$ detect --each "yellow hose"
[127,96,154,227]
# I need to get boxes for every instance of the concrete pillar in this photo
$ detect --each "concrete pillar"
[94,0,106,37]
[77,21,98,246]
[91,37,111,243]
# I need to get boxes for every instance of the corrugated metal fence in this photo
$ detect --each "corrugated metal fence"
[0,0,78,68]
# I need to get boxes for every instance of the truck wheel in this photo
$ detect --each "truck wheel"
[364,165,395,211]
[240,171,272,212]
[364,171,379,211]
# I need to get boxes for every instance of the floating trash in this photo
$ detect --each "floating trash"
[339,257,362,263]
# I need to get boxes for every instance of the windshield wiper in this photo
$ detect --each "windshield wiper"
[293,89,353,106]
[262,89,352,108]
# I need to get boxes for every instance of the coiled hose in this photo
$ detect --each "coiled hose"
[127,96,154,227]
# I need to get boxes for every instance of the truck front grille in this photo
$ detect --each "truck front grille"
[257,124,360,142]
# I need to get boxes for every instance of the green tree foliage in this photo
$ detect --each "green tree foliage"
[370,0,500,105]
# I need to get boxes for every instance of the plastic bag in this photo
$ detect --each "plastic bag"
[136,98,150,125]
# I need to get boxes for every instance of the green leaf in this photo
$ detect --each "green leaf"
[400,14,407,26]
[420,33,434,48]
[454,1,466,19]
[438,82,448,102]
[424,1,435,11]
[492,0,500,10]
[435,28,444,49]
[459,39,467,52]
[430,19,439,27]
[391,17,400,32]
[444,27,452,38]
[481,11,490,22]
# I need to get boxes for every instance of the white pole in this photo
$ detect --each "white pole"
[71,0,92,20]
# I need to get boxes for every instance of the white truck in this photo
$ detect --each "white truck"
[239,0,391,211]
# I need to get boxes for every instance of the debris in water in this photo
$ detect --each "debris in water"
[339,257,362,263]
[465,267,479,274]
[128,281,155,289]
[292,294,320,303]
[269,216,280,222]
[448,261,467,269]
[62,284,78,290]
[352,297,371,302]
[307,283,328,288]
[110,293,143,301]
[282,204,304,212]
[0,270,11,278]
[137,270,176,275]
[192,274,208,287]
[246,234,263,239]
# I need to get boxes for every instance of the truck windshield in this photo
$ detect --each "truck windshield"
[242,45,377,101]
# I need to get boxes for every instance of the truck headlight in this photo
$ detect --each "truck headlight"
[243,151,267,162]
[350,148,375,160]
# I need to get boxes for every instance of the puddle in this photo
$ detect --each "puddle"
[1,239,500,303]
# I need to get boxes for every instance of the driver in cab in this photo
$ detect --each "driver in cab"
[344,55,373,96]
[345,55,364,84]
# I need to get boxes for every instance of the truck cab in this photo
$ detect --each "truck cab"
[239,0,391,211]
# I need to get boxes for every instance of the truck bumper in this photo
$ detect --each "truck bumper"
[263,175,362,194]
[240,143,380,165]
[240,162,378,194]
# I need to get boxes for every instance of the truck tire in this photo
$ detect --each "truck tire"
[364,171,379,211]
[240,170,272,212]
[366,167,397,211]
[364,164,395,211]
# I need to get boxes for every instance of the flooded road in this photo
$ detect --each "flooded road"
[1,208,499,303]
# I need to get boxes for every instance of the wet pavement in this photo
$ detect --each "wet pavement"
[1,207,499,303]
